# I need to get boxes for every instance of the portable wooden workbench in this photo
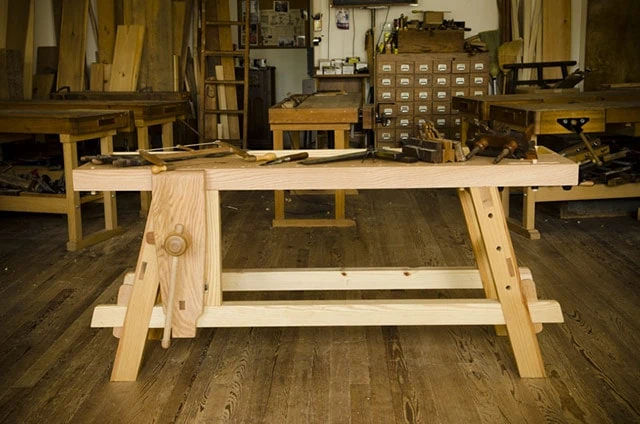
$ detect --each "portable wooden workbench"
[453,91,640,239]
[0,99,189,216]
[0,109,130,250]
[73,148,577,381]
[268,93,361,227]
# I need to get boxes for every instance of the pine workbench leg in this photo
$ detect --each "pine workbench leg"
[111,217,160,381]
[205,190,222,306]
[522,187,541,239]
[469,186,546,378]
[161,121,174,149]
[137,126,151,217]
[458,188,507,336]
[273,129,285,221]
[333,129,347,220]
[100,135,117,230]
[60,136,82,251]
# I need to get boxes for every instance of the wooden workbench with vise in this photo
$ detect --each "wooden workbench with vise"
[453,90,640,239]
[74,147,577,381]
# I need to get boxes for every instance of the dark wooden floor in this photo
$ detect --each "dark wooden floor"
[0,189,639,423]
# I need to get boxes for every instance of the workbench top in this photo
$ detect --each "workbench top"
[453,89,640,120]
[0,109,131,135]
[0,99,188,122]
[269,93,361,124]
[73,148,578,192]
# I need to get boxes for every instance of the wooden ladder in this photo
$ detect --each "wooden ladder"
[199,0,250,148]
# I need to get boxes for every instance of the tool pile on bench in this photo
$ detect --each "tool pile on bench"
[80,141,277,173]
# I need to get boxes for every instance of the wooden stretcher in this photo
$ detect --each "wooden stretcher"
[0,109,130,250]
[454,91,640,239]
[268,93,362,227]
[73,148,578,381]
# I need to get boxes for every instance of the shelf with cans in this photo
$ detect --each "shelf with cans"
[374,52,490,148]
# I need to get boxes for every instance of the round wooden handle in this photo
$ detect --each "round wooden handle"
[164,224,189,256]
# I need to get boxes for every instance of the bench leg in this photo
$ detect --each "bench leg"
[458,188,507,336]
[272,129,285,221]
[468,186,546,378]
[205,190,223,306]
[61,139,82,250]
[334,130,347,220]
[137,126,151,217]
[111,217,160,381]
[100,135,117,230]
[161,121,174,149]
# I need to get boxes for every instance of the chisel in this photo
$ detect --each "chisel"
[260,152,309,165]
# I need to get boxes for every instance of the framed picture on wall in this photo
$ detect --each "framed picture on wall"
[274,1,289,12]
[239,0,310,49]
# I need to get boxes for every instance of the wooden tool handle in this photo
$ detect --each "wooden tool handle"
[162,224,188,349]
[151,164,175,174]
[244,152,277,162]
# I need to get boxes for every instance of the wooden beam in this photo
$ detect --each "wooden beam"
[109,25,144,91]
[221,267,534,291]
[542,0,571,79]
[56,0,89,91]
[124,0,173,91]
[97,0,116,64]
[92,299,564,328]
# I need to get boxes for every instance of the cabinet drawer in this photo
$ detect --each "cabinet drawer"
[396,116,413,128]
[471,87,488,96]
[415,75,432,87]
[452,87,469,98]
[434,59,451,73]
[452,60,470,73]
[396,61,414,73]
[434,75,451,87]
[396,129,412,143]
[396,102,413,115]
[379,103,396,117]
[414,102,431,115]
[452,75,469,87]
[396,89,414,102]
[434,116,450,129]
[396,75,414,88]
[414,88,432,101]
[376,89,395,102]
[415,59,433,73]
[470,74,488,86]
[376,128,395,143]
[433,101,450,114]
[433,88,451,101]
[377,60,396,73]
[376,76,395,88]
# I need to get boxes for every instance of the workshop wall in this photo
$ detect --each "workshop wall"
[311,0,499,65]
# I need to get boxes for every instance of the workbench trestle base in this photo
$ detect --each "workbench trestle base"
[88,171,561,381]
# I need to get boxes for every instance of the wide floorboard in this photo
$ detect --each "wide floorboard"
[0,189,638,423]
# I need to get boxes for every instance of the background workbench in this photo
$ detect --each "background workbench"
[454,90,640,239]
[0,99,189,216]
[0,108,130,250]
[268,93,361,227]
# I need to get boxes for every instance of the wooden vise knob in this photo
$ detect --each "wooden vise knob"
[164,224,189,257]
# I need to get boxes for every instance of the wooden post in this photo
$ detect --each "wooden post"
[458,188,507,336]
[111,218,160,381]
[469,186,546,378]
